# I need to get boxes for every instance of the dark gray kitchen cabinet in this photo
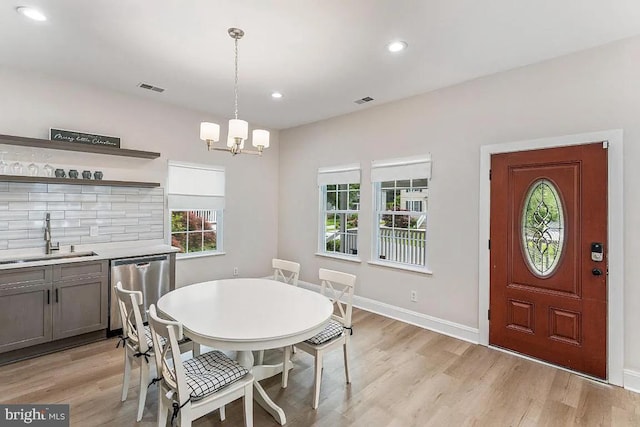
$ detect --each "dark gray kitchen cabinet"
[0,260,108,353]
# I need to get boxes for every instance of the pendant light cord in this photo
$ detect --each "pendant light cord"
[234,36,239,120]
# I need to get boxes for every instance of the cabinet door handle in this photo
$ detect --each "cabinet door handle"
[47,289,50,305]
[55,288,59,303]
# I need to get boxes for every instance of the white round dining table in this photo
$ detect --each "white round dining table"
[157,278,333,425]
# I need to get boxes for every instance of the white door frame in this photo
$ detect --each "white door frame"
[478,129,624,386]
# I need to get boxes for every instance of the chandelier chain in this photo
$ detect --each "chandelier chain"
[234,36,239,120]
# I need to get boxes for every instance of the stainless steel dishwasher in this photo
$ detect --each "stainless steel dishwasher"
[109,254,172,333]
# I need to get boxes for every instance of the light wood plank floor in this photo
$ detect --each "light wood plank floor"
[1,308,639,426]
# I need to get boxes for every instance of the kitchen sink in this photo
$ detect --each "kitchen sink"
[0,251,97,265]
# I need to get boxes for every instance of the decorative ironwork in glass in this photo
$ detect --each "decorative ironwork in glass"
[521,179,565,276]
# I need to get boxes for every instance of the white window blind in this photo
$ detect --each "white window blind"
[371,155,431,182]
[317,163,361,186]
[167,161,225,210]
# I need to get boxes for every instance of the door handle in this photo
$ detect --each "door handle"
[55,288,59,303]
[592,268,603,276]
[47,289,50,305]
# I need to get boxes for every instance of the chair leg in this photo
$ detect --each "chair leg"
[343,341,351,384]
[158,393,168,427]
[136,359,150,422]
[312,352,323,409]
[219,405,226,421]
[282,345,292,388]
[178,405,192,427]
[121,346,132,401]
[256,350,264,365]
[244,383,253,427]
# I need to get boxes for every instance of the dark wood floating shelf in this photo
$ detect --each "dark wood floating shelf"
[0,175,160,188]
[0,134,161,159]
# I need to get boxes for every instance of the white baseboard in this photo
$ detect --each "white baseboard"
[297,279,479,344]
[624,369,640,393]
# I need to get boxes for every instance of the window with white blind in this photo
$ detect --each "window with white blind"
[371,155,431,271]
[167,161,224,256]
[317,164,361,259]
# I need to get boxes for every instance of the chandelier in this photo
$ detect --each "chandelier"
[200,28,270,156]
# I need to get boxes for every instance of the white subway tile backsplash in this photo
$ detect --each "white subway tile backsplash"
[111,233,139,242]
[97,210,125,218]
[109,217,139,226]
[48,184,82,193]
[0,193,29,202]
[0,183,165,253]
[82,186,111,194]
[79,218,112,226]
[51,219,81,228]
[65,194,97,202]
[9,220,44,230]
[97,194,126,203]
[64,227,90,237]
[65,211,97,219]
[29,193,65,202]
[111,188,140,195]
[8,238,44,249]
[9,202,47,211]
[29,211,64,220]
[9,183,47,193]
[81,202,112,211]
[0,230,28,240]
[0,211,29,220]
[48,202,81,211]
[80,235,111,244]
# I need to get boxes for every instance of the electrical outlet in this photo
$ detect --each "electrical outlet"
[90,226,98,237]
[233,267,239,277]
[410,290,418,302]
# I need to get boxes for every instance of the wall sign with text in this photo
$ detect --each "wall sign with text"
[49,128,120,148]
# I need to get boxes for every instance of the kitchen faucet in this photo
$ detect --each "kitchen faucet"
[44,212,60,255]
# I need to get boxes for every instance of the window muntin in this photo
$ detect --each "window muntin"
[521,179,565,276]
[170,210,221,255]
[321,183,360,256]
[374,178,428,267]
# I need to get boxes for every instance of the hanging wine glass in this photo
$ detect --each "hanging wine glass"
[0,152,8,175]
[27,152,39,177]
[10,152,24,175]
[43,154,54,177]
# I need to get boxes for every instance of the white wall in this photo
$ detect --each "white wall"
[278,36,640,372]
[0,66,279,286]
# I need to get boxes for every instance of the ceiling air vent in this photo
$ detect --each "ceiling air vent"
[138,82,165,93]
[354,96,374,105]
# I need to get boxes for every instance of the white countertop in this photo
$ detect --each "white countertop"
[0,240,179,270]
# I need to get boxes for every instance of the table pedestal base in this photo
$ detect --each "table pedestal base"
[238,350,293,425]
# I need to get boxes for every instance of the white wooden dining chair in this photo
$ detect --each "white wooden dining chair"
[148,305,254,427]
[272,258,300,286]
[255,258,302,366]
[114,282,194,422]
[286,268,356,409]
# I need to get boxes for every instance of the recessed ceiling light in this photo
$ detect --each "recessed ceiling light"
[387,41,407,53]
[271,92,283,99]
[16,6,47,21]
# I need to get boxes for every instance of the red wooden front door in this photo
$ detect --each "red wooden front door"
[489,142,607,379]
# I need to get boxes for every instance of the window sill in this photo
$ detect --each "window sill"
[315,252,362,263]
[177,251,226,260]
[367,260,432,275]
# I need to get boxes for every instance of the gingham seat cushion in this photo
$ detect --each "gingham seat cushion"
[305,319,344,345]
[183,351,249,401]
[142,325,167,348]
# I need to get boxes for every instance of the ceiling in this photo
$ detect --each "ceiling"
[2,1,640,130]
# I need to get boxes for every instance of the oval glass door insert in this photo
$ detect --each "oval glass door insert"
[521,179,565,276]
